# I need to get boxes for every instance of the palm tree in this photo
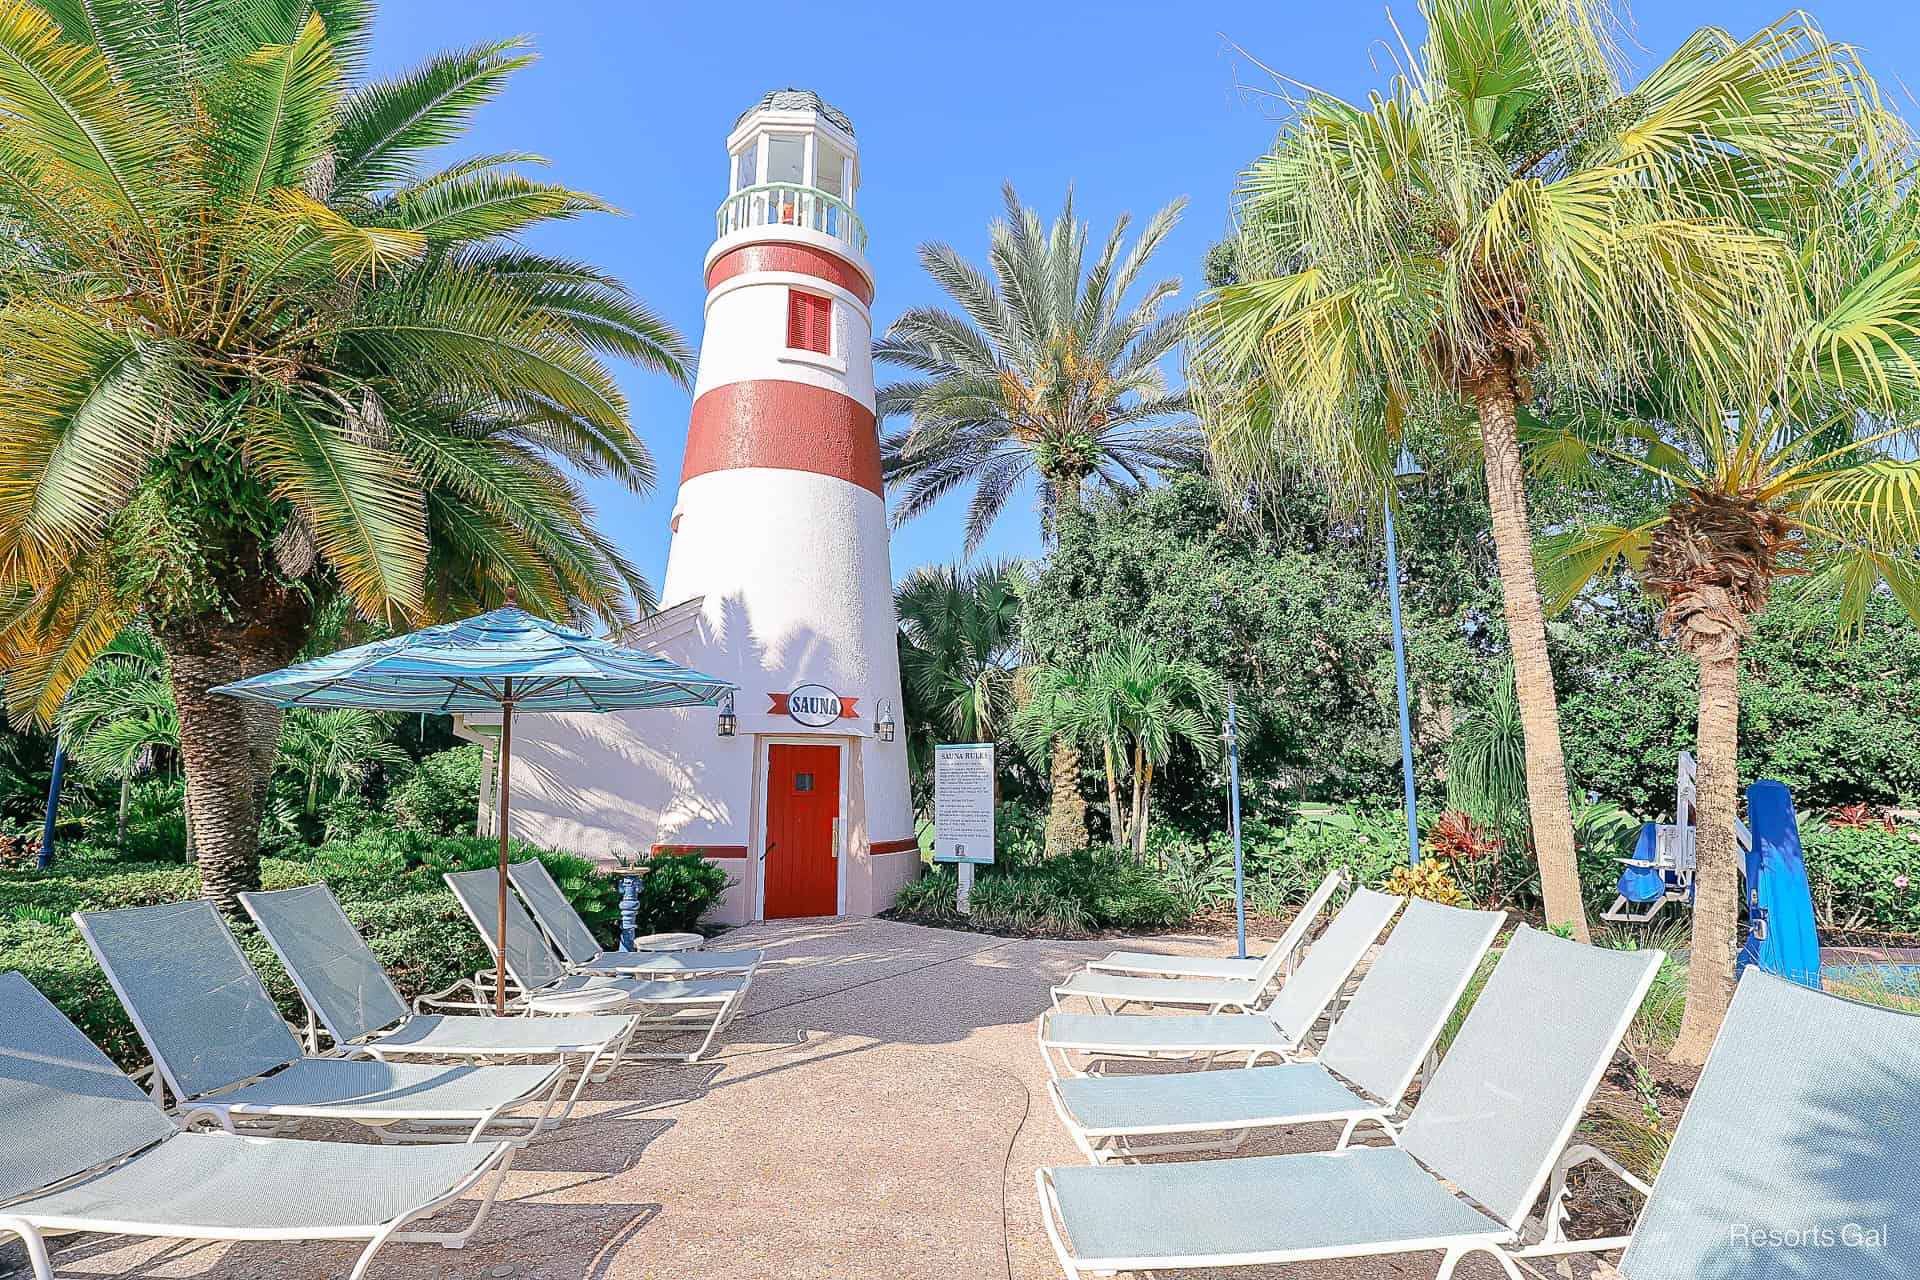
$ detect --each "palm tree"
[57,629,175,842]
[0,5,690,906]
[879,184,1202,854]
[275,707,407,816]
[1014,637,1225,857]
[1191,0,1889,942]
[895,560,1025,781]
[1010,661,1115,849]
[1536,184,1920,1062]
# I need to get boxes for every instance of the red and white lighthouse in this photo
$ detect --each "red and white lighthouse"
[490,90,918,923]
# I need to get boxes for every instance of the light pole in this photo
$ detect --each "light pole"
[1225,699,1246,959]
[1385,446,1423,867]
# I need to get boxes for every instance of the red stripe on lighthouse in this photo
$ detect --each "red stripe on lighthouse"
[706,243,874,305]
[683,381,883,496]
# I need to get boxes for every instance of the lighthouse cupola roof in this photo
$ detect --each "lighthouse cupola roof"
[718,86,864,255]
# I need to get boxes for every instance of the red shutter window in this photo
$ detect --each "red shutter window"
[786,290,832,355]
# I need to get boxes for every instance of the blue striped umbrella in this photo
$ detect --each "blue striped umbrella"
[214,607,735,1010]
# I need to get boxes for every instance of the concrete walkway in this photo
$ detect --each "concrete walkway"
[41,917,1578,1280]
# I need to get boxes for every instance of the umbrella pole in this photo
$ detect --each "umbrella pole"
[496,683,513,1015]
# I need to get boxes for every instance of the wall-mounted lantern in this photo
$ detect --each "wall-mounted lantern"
[874,698,896,743]
[716,690,737,738]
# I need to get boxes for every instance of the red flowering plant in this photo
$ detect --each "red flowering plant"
[1828,803,1896,833]
[1421,810,1505,906]
[1424,811,1503,862]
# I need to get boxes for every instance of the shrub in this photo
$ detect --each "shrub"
[386,745,483,837]
[1380,860,1469,906]
[888,847,1185,936]
[1802,819,1920,935]
[891,867,963,926]
[966,874,1096,937]
[624,851,730,935]
[118,778,187,861]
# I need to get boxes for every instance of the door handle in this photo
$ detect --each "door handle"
[761,841,774,863]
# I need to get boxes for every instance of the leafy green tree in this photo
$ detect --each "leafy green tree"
[0,4,689,906]
[1191,0,1886,943]
[1537,186,1920,1061]
[895,560,1025,788]
[386,743,482,837]
[877,184,1202,855]
[1555,592,1920,819]
[1021,470,1494,825]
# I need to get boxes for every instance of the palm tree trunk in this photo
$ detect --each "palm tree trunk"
[1672,646,1743,1065]
[1044,738,1089,856]
[159,585,309,912]
[1128,759,1144,859]
[166,637,267,913]
[1129,741,1146,861]
[117,776,130,843]
[1469,362,1591,943]
[1102,739,1123,849]
[244,702,283,830]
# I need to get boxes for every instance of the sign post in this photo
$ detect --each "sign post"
[1226,700,1246,959]
[933,743,995,915]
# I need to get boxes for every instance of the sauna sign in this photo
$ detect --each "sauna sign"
[768,684,858,727]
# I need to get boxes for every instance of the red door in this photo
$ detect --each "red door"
[764,744,841,918]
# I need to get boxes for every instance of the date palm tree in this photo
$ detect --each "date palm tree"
[1191,0,1890,942]
[1536,184,1920,1062]
[879,184,1202,853]
[0,3,689,906]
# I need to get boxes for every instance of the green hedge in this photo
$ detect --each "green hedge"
[0,833,728,1070]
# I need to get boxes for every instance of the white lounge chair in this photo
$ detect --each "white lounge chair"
[1036,887,1403,1078]
[1614,967,1920,1278]
[0,973,515,1280]
[1048,897,1505,1162]
[1078,867,1348,982]
[1036,928,1664,1279]
[240,882,643,1126]
[507,859,762,978]
[75,901,565,1145]
[444,868,751,1060]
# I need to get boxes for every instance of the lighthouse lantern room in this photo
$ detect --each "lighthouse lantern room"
[471,90,919,924]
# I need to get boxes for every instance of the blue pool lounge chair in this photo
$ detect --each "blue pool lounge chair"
[1067,867,1348,989]
[1048,897,1504,1162]
[507,858,762,978]
[241,882,642,1126]
[1037,928,1662,1279]
[1615,968,1920,1279]
[444,868,750,1060]
[0,974,514,1280]
[1036,887,1402,1078]
[75,901,565,1144]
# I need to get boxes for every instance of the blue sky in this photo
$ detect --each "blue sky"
[365,1,1919,596]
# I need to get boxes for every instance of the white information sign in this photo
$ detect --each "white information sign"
[933,743,995,865]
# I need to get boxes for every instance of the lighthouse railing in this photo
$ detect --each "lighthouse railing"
[716,184,868,253]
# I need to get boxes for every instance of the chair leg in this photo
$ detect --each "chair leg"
[0,1219,53,1280]
[1435,1243,1524,1280]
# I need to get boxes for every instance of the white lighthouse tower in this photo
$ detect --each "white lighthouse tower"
[484,89,918,923]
